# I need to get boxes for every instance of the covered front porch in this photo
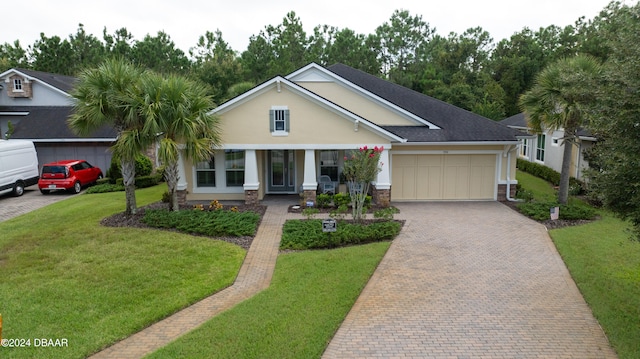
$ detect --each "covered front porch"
[178,146,391,207]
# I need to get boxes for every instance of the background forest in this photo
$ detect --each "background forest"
[0,1,631,120]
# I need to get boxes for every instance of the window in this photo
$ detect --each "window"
[270,107,289,134]
[320,150,339,181]
[13,79,23,91]
[552,137,560,146]
[536,134,546,162]
[196,157,216,187]
[520,139,529,157]
[225,150,245,187]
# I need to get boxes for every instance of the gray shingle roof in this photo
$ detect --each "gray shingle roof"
[326,63,521,142]
[8,106,116,140]
[500,112,595,139]
[14,68,77,93]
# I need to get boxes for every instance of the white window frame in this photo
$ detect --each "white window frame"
[195,157,216,187]
[551,137,560,147]
[520,138,529,158]
[225,150,245,187]
[270,106,289,136]
[13,78,23,92]
[536,134,546,162]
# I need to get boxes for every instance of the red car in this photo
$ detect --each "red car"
[38,160,103,194]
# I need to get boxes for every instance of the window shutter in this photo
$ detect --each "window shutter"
[284,109,290,132]
[269,109,275,132]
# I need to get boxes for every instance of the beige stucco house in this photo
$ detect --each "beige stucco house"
[177,63,524,206]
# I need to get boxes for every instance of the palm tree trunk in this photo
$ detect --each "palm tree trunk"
[558,132,575,205]
[121,158,137,215]
[165,161,180,211]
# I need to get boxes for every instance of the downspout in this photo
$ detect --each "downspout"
[506,145,522,202]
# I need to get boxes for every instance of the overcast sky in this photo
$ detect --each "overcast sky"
[1,0,621,55]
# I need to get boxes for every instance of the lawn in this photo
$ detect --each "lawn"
[517,170,640,358]
[0,185,246,359]
[146,241,390,359]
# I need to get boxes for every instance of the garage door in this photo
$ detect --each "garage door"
[34,143,112,174]
[391,154,496,200]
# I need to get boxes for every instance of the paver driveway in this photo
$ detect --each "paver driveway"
[323,202,616,359]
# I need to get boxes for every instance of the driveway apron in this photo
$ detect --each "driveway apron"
[323,202,616,359]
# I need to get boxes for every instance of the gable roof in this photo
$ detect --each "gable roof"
[0,68,76,96]
[213,75,407,143]
[325,63,521,143]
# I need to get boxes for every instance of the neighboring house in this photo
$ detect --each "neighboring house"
[177,63,524,206]
[501,113,595,181]
[0,68,116,173]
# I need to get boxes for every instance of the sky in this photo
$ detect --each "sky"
[1,0,621,55]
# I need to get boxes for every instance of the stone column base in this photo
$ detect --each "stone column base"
[373,186,391,207]
[177,189,187,206]
[303,190,317,207]
[245,190,259,205]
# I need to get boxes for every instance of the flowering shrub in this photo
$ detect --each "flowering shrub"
[209,200,223,210]
[342,145,383,222]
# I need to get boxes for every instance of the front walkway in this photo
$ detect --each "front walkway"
[89,202,292,359]
[322,202,617,358]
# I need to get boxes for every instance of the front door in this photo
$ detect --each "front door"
[268,150,296,193]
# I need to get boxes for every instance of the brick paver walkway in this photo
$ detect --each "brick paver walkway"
[0,185,72,222]
[89,203,291,359]
[322,202,617,359]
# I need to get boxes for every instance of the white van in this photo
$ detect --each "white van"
[0,140,40,196]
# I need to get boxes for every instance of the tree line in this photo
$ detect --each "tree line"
[0,2,626,119]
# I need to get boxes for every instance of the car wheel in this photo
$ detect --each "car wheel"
[94,173,104,185]
[72,181,82,194]
[40,189,50,195]
[13,182,25,196]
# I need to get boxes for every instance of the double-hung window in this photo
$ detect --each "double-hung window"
[536,134,546,162]
[520,138,529,157]
[225,150,245,187]
[270,106,290,135]
[13,79,23,91]
[196,157,216,187]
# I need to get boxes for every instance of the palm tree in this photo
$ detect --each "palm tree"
[139,73,221,211]
[68,58,151,215]
[519,54,601,204]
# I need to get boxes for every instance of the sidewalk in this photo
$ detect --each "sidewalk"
[89,202,291,359]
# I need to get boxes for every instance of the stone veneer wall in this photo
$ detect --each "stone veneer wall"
[497,184,517,201]
[245,190,259,205]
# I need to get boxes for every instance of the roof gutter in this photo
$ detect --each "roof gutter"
[393,141,521,146]
[21,138,116,142]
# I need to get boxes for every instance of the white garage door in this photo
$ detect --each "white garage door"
[391,154,496,200]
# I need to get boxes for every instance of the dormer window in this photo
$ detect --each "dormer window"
[270,106,289,136]
[13,78,23,91]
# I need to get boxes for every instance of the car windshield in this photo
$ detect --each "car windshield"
[42,166,67,174]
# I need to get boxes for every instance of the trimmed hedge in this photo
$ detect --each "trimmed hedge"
[142,209,261,237]
[114,174,162,188]
[516,201,597,221]
[106,154,154,183]
[281,219,402,250]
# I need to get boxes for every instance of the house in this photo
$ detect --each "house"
[0,68,116,172]
[501,113,595,181]
[176,63,524,206]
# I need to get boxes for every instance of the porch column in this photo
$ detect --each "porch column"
[302,149,317,205]
[176,150,188,206]
[243,149,260,205]
[373,148,391,207]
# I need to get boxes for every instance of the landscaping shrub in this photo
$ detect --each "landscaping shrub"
[143,209,261,237]
[374,207,399,220]
[517,201,597,221]
[333,193,350,207]
[106,154,154,183]
[96,177,111,185]
[85,183,125,194]
[135,174,163,188]
[515,184,535,202]
[316,193,333,208]
[281,219,402,250]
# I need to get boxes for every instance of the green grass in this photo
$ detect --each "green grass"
[146,242,391,359]
[516,170,557,201]
[0,185,246,359]
[550,213,640,358]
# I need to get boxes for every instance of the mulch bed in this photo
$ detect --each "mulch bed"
[101,201,267,250]
[499,200,596,230]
